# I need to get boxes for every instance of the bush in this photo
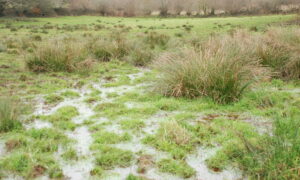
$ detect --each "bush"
[0,98,22,133]
[26,40,94,73]
[257,28,300,80]
[154,32,268,103]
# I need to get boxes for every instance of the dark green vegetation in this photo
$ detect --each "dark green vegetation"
[0,15,299,179]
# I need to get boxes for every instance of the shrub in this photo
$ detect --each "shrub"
[0,98,22,133]
[257,28,300,80]
[26,40,93,73]
[154,32,268,103]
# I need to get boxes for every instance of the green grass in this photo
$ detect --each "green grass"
[94,146,134,170]
[38,106,79,130]
[0,15,295,37]
[143,121,195,159]
[44,94,64,104]
[91,131,131,145]
[0,98,22,133]
[158,159,195,178]
[0,128,71,178]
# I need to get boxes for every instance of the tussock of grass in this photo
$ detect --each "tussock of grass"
[144,32,170,49]
[0,98,22,133]
[26,40,95,73]
[257,28,300,80]
[126,42,154,66]
[154,32,268,103]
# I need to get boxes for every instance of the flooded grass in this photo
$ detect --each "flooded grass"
[0,15,299,179]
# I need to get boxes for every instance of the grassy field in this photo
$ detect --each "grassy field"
[0,14,295,36]
[0,14,299,180]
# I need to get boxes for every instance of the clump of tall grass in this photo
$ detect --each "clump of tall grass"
[257,28,300,80]
[26,40,93,73]
[89,35,131,62]
[154,32,268,103]
[0,98,22,133]
[126,42,154,66]
[144,31,170,49]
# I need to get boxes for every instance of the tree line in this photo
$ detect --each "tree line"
[0,0,299,17]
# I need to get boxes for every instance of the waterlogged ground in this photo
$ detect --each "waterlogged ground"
[1,15,300,179]
[1,59,299,179]
[21,67,243,179]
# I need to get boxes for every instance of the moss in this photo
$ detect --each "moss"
[157,159,195,178]
[94,146,134,169]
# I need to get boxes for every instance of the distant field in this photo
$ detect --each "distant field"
[0,14,295,37]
